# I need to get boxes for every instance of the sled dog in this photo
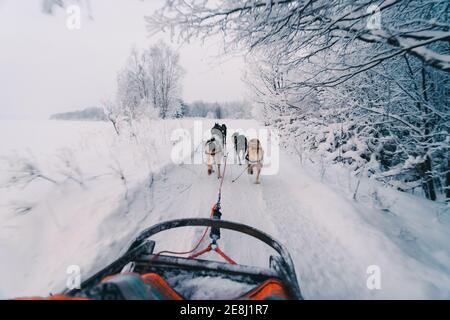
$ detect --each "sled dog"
[205,136,224,179]
[211,123,227,145]
[231,132,248,165]
[246,138,264,184]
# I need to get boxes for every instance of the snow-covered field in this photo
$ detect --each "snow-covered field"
[0,119,449,299]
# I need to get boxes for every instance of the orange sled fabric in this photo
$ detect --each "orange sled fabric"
[240,279,290,300]
[16,296,90,300]
[141,273,183,300]
[96,272,184,300]
[18,274,289,300]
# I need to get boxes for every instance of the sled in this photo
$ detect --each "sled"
[64,218,303,300]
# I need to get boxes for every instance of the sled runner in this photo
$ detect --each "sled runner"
[64,218,303,300]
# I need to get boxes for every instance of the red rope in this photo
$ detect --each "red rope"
[187,243,237,265]
[188,244,213,259]
[150,228,209,262]
[151,143,237,265]
[217,152,228,202]
[150,205,215,262]
[214,246,237,265]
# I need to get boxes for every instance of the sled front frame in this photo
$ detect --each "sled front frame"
[128,218,303,300]
[65,218,303,300]
[135,254,280,285]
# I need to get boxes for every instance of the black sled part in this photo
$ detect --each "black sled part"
[210,204,222,242]
[65,218,303,300]
[65,239,155,297]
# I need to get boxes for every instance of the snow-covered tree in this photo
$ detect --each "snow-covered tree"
[148,0,450,73]
[146,41,184,118]
[117,41,185,119]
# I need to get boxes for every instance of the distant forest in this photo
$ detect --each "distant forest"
[50,101,252,121]
[180,101,252,119]
[50,107,107,121]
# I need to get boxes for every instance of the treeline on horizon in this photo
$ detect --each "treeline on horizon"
[49,100,253,121]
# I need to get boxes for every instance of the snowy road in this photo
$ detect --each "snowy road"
[123,140,450,299]
[1,119,448,299]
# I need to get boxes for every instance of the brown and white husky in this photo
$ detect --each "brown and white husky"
[246,138,264,184]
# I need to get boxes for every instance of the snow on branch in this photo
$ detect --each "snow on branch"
[148,0,450,76]
[2,154,58,189]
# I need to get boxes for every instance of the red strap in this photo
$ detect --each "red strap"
[188,244,213,259]
[214,246,237,265]
[150,205,217,262]
[187,243,237,265]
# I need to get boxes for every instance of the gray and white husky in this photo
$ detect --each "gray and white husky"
[205,136,224,179]
[232,132,248,166]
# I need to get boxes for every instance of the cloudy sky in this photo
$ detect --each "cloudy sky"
[0,0,247,119]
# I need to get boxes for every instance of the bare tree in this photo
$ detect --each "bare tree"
[102,100,122,135]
